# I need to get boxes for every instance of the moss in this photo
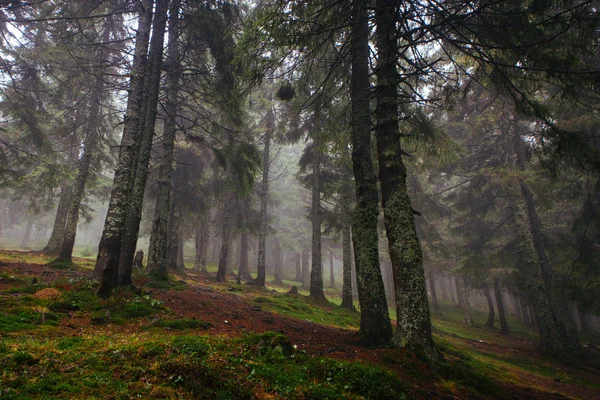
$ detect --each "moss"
[152,318,211,330]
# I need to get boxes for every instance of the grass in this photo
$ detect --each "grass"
[1,250,599,399]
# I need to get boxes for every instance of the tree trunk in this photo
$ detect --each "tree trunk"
[146,0,181,280]
[301,249,309,288]
[273,238,283,284]
[193,212,210,272]
[510,136,574,357]
[309,149,325,299]
[20,217,33,249]
[177,230,185,270]
[294,252,302,282]
[578,309,591,333]
[493,279,510,335]
[373,0,438,359]
[484,285,495,328]
[114,0,169,289]
[349,0,392,345]
[43,184,72,253]
[57,19,110,262]
[216,193,233,282]
[329,251,335,288]
[427,269,441,315]
[456,276,474,326]
[255,105,273,287]
[94,0,153,293]
[166,195,180,271]
[341,216,353,310]
[238,231,252,280]
[513,129,580,356]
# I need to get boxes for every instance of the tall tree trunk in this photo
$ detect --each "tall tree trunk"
[238,231,252,280]
[177,230,185,270]
[294,252,302,282]
[513,129,580,356]
[273,238,283,284]
[329,251,335,288]
[193,212,210,272]
[439,274,449,302]
[310,150,325,299]
[147,0,181,280]
[113,0,169,289]
[510,135,574,357]
[456,276,474,326]
[301,249,309,288]
[484,285,495,328]
[167,195,180,270]
[255,105,273,287]
[216,194,233,282]
[43,184,72,253]
[349,0,392,345]
[341,214,353,310]
[427,269,441,315]
[57,18,110,262]
[20,217,33,249]
[493,279,510,335]
[373,0,438,359]
[578,309,591,333]
[94,0,153,291]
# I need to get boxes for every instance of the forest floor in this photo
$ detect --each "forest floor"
[0,250,599,399]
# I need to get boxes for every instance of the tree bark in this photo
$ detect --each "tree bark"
[456,276,474,326]
[94,0,153,292]
[310,148,325,299]
[255,105,273,287]
[349,0,392,345]
[484,285,495,328]
[146,0,181,280]
[193,212,210,272]
[329,250,335,288]
[294,252,302,282]
[513,129,580,356]
[43,184,72,253]
[373,0,438,359]
[427,269,441,315]
[215,193,233,282]
[57,17,110,263]
[166,195,180,270]
[20,217,33,249]
[113,0,169,289]
[493,279,510,335]
[341,214,353,309]
[301,249,309,288]
[238,231,252,280]
[510,134,575,357]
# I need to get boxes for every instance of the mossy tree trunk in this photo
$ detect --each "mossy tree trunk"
[484,285,495,328]
[329,250,335,288]
[94,0,153,288]
[115,0,168,288]
[493,278,510,335]
[456,277,473,326]
[216,193,233,282]
[427,269,441,315]
[147,0,181,280]
[374,0,438,359]
[255,105,273,287]
[301,249,309,288]
[349,0,392,345]
[294,252,302,282]
[238,231,252,280]
[510,132,576,358]
[20,217,33,249]
[43,184,72,253]
[58,17,111,263]
[513,129,580,355]
[166,194,180,271]
[193,209,210,272]
[310,148,325,299]
[341,212,354,309]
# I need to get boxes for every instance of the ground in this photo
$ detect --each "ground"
[0,250,599,399]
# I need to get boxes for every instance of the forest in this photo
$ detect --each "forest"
[0,0,599,398]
